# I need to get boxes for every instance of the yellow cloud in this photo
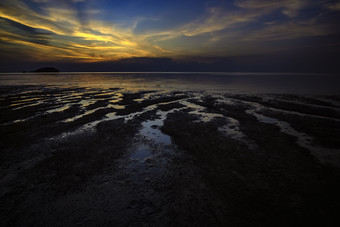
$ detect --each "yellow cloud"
[0,0,167,62]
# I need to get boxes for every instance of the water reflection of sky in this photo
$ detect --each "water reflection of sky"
[0,72,339,94]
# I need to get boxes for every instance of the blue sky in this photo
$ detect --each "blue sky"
[0,0,340,71]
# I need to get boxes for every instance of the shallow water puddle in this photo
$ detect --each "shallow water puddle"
[193,112,224,123]
[246,108,314,143]
[94,91,120,97]
[79,99,96,107]
[233,96,340,122]
[61,104,118,123]
[10,97,42,106]
[130,109,177,162]
[266,95,340,111]
[109,99,121,104]
[247,108,340,167]
[12,100,45,110]
[180,100,204,110]
[140,119,171,145]
[52,102,157,141]
[10,114,41,124]
[46,105,70,114]
[218,116,257,149]
[130,144,152,161]
[180,100,225,122]
[218,117,244,140]
[62,108,100,123]
[110,104,125,109]
[314,97,340,108]
[133,91,165,103]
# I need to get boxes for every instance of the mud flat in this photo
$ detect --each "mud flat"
[0,85,339,226]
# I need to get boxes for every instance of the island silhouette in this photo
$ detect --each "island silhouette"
[33,67,59,72]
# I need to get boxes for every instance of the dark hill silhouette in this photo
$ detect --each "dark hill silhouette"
[34,67,59,72]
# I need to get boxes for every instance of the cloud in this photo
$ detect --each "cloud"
[137,6,262,46]
[0,0,164,61]
[180,7,260,36]
[234,0,307,17]
[0,0,74,35]
[32,0,86,3]
[246,18,335,41]
[0,17,51,46]
[0,0,339,63]
[140,0,323,41]
[325,1,340,10]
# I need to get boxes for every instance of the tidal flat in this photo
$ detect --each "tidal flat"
[1,85,340,226]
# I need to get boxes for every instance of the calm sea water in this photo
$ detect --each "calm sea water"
[0,72,339,94]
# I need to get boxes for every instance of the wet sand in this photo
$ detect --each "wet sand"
[1,85,340,226]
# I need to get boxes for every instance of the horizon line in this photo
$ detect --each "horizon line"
[0,71,338,75]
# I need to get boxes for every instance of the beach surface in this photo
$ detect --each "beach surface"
[1,73,340,226]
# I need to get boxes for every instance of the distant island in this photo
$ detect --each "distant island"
[33,67,60,72]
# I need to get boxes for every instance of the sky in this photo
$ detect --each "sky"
[0,0,340,72]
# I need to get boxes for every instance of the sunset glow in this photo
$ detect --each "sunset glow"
[0,0,340,71]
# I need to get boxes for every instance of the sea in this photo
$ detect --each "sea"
[0,72,339,94]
